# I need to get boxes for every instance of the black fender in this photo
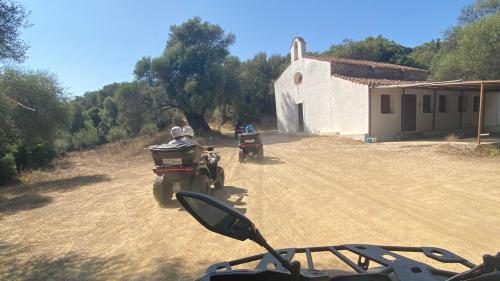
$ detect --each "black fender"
[196,166,212,181]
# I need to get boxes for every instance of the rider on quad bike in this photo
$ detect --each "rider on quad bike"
[182,126,198,145]
[148,127,225,207]
[234,121,246,139]
[183,126,218,165]
[168,126,188,145]
[238,124,264,163]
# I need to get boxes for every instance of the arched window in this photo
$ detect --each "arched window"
[294,72,303,85]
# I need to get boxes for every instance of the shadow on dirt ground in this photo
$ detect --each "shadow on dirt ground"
[160,186,248,213]
[0,242,194,281]
[261,156,284,165]
[211,185,248,214]
[159,199,183,210]
[0,242,126,281]
[0,193,53,214]
[8,175,111,194]
[0,175,111,215]
[239,156,284,166]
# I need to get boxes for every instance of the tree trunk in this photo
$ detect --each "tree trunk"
[184,111,211,133]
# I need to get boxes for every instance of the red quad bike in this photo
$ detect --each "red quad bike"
[148,143,224,206]
[238,132,264,163]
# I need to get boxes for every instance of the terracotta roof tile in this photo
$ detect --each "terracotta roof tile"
[304,55,427,73]
[333,74,419,86]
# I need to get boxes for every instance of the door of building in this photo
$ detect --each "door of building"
[297,103,304,132]
[402,95,416,132]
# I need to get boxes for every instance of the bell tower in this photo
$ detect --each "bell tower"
[290,37,306,63]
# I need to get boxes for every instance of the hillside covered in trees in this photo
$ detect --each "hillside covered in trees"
[1,0,499,184]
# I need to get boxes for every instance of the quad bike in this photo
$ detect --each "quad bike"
[148,143,224,206]
[238,132,264,162]
[176,191,500,281]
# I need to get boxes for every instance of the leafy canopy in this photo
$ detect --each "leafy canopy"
[459,0,500,24]
[323,35,419,68]
[152,17,235,107]
[0,68,69,145]
[0,0,30,63]
[408,40,442,70]
[144,17,235,131]
[431,13,500,80]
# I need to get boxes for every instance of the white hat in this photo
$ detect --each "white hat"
[183,126,194,138]
[170,126,183,138]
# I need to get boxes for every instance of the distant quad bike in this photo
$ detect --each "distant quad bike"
[148,143,224,206]
[238,132,264,163]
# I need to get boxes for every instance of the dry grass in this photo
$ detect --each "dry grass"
[475,144,500,156]
[1,134,500,280]
[444,133,461,142]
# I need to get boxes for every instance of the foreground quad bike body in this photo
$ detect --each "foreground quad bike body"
[175,191,500,281]
[148,143,224,206]
[202,245,498,281]
[238,132,264,162]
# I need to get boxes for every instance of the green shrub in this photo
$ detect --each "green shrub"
[29,144,56,167]
[9,143,56,171]
[73,128,99,148]
[0,153,17,185]
[140,123,157,135]
[106,126,129,142]
[11,144,29,170]
[54,132,73,154]
[73,120,99,148]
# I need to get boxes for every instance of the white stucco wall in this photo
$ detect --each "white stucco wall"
[370,88,403,139]
[454,91,482,130]
[433,90,461,130]
[330,76,369,137]
[410,89,435,132]
[484,92,500,132]
[274,58,369,138]
[370,89,500,139]
[274,58,332,134]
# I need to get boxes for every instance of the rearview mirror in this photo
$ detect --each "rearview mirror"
[176,191,256,241]
[176,191,301,278]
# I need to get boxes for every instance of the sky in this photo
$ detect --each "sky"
[17,0,472,96]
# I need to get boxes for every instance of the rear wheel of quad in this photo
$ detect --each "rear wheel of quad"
[153,176,173,207]
[258,146,264,162]
[192,174,210,194]
[214,167,225,189]
[238,150,244,163]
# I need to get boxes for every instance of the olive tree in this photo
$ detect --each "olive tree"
[137,17,235,132]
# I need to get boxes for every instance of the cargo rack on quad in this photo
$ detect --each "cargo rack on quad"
[205,244,479,281]
[148,143,224,206]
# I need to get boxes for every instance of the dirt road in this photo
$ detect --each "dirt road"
[1,134,500,280]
